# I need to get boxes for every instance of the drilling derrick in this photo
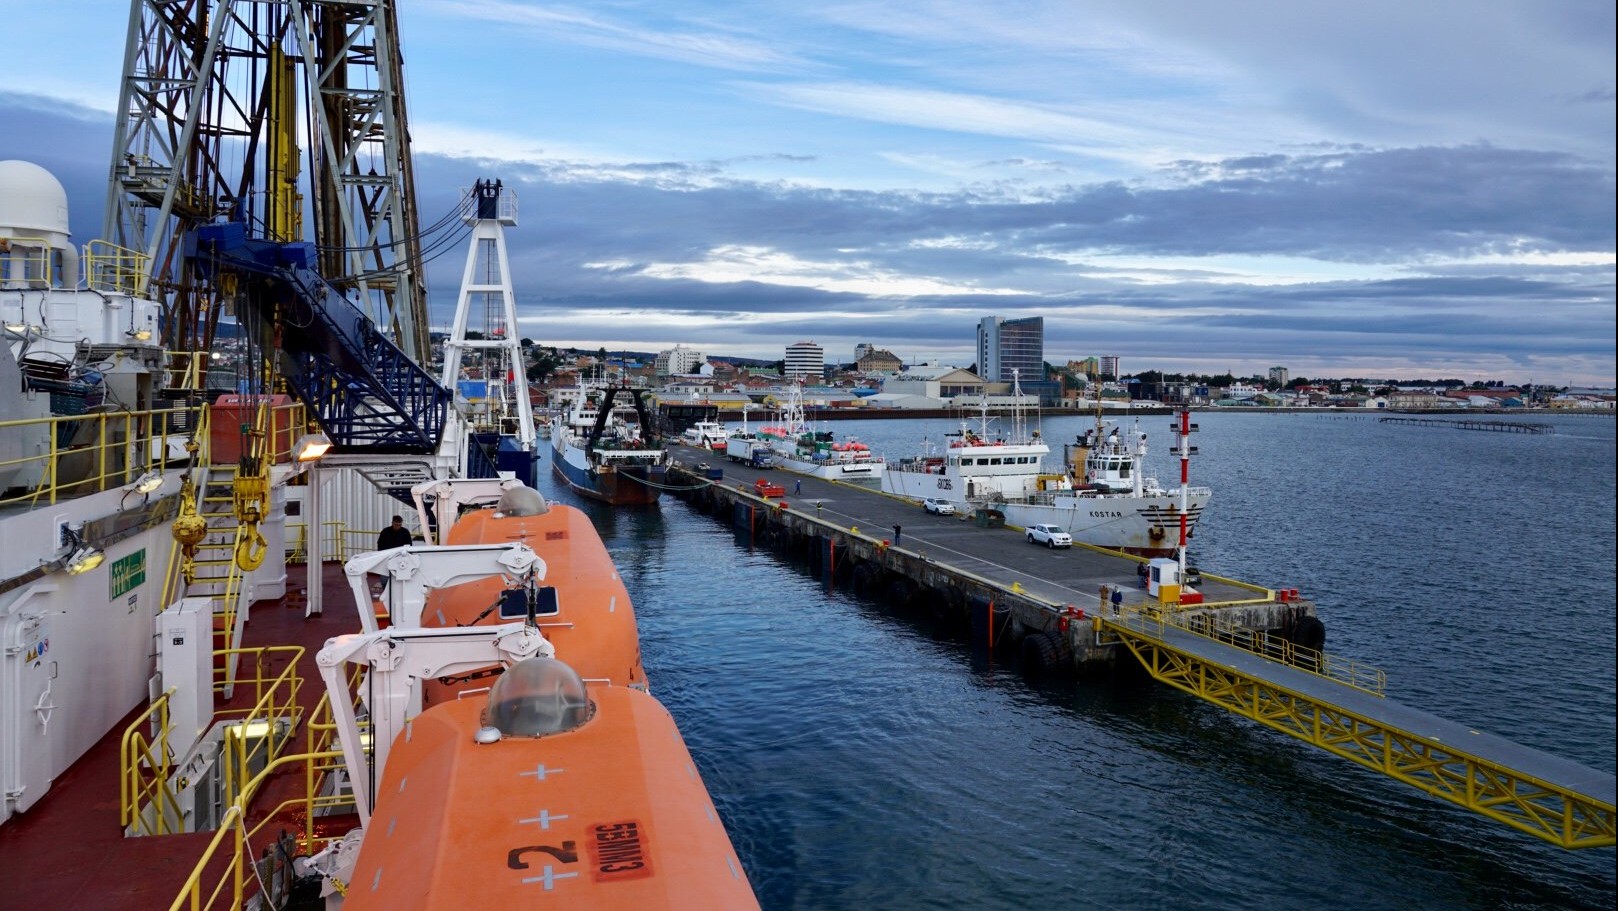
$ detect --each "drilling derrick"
[103,0,430,380]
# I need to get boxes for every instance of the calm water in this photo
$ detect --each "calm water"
[536,411,1616,911]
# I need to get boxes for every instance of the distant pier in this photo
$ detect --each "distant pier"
[1379,416,1555,434]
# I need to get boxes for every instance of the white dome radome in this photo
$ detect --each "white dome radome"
[0,160,71,237]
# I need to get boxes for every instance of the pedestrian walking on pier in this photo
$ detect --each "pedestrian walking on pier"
[794,479,802,495]
[892,524,902,545]
[1111,587,1123,616]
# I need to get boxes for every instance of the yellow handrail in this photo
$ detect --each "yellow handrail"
[0,404,199,508]
[119,646,307,836]
[83,239,150,295]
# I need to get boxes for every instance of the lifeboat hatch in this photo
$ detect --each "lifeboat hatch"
[481,657,593,738]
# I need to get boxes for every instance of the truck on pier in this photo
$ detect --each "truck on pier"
[726,434,777,468]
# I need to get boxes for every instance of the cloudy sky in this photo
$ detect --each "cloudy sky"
[2,0,1614,384]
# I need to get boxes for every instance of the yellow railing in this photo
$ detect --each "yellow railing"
[120,646,307,836]
[164,750,352,911]
[83,239,150,296]
[120,687,184,837]
[166,666,370,911]
[1125,608,1387,696]
[0,403,200,508]
[0,235,56,287]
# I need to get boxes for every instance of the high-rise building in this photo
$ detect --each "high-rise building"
[1069,357,1099,378]
[853,342,873,362]
[1268,366,1289,387]
[654,344,706,376]
[784,340,825,380]
[1098,355,1120,380]
[977,316,1044,384]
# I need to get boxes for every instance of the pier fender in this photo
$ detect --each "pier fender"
[1290,615,1325,652]
[885,577,919,609]
[851,562,883,596]
[1020,630,1074,679]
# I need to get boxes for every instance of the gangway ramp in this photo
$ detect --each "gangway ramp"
[1100,611,1616,849]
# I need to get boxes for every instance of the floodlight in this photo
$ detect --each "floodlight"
[293,432,333,463]
[130,470,164,494]
[60,525,105,575]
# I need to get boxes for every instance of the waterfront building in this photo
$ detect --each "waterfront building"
[785,340,825,380]
[977,316,1043,383]
[655,344,707,376]
[1098,355,1120,380]
[856,347,903,373]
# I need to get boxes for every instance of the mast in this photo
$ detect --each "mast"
[440,179,534,453]
[1174,405,1199,578]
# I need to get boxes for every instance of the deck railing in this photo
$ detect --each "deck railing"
[0,403,200,508]
[119,646,307,836]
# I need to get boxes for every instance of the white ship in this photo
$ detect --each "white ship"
[757,385,884,481]
[882,384,1210,556]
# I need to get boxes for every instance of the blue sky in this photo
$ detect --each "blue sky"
[2,0,1614,384]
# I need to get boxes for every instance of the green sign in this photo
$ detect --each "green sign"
[110,548,146,599]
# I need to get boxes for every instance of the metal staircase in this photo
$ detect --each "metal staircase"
[190,223,451,455]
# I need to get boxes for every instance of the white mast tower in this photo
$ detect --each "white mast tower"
[441,179,535,456]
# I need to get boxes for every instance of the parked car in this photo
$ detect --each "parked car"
[922,497,956,515]
[1025,524,1073,548]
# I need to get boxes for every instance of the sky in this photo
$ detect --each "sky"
[2,0,1614,385]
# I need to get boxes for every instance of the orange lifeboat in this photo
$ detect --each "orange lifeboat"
[320,483,759,909]
[420,494,647,695]
[340,664,759,910]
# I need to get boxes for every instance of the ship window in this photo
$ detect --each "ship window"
[483,657,593,737]
[990,457,1002,465]
[498,586,560,619]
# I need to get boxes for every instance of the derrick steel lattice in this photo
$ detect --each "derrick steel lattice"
[104,0,429,368]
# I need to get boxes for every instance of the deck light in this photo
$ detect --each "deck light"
[129,470,164,494]
[61,525,105,575]
[293,432,333,463]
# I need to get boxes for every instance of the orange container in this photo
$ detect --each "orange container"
[210,394,297,465]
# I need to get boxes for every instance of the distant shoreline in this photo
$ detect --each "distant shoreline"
[786,406,1613,420]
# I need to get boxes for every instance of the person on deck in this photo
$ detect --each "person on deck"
[377,515,413,550]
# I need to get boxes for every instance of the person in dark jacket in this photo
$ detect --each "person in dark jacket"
[377,515,413,550]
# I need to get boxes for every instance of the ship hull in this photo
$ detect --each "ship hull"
[997,489,1212,556]
[774,454,884,481]
[551,435,665,505]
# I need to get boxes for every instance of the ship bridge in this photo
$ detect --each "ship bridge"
[1097,610,1616,849]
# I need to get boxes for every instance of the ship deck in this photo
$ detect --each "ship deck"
[0,561,359,911]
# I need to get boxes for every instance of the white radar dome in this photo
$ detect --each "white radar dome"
[0,160,71,236]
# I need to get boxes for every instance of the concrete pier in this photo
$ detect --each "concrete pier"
[664,445,1320,675]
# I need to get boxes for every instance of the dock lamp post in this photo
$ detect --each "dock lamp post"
[293,432,333,616]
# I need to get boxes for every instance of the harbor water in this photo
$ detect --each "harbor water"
[535,411,1616,911]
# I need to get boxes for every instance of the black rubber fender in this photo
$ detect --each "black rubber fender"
[1291,615,1326,652]
[1020,630,1074,678]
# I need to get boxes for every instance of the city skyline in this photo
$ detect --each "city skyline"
[1,1,1613,385]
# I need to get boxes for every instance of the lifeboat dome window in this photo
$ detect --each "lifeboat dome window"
[495,485,550,516]
[483,657,592,737]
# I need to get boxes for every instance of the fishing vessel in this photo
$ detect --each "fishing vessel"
[993,414,1212,556]
[681,419,730,451]
[758,385,884,481]
[881,387,1210,555]
[550,382,670,505]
